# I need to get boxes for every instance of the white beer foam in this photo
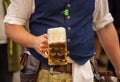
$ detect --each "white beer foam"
[48,27,66,43]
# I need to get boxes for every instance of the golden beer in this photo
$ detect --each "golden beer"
[47,27,68,65]
[48,42,68,65]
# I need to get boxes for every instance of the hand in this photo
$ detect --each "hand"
[34,34,48,58]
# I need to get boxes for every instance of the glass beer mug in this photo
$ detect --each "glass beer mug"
[47,27,68,65]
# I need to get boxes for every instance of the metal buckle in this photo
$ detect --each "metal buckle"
[50,66,61,74]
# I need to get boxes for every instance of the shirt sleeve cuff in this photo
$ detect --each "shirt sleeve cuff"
[93,13,114,31]
[4,16,26,25]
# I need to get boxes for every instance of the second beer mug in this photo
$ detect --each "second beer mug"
[47,27,68,65]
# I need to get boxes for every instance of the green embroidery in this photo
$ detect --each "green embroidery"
[64,9,69,16]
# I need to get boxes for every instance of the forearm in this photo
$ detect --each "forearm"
[96,23,120,69]
[5,23,37,48]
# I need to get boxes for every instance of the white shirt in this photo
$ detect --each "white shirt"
[4,0,113,31]
[0,0,7,44]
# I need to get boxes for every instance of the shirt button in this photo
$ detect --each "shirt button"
[67,4,71,7]
[68,27,71,30]
[68,39,71,42]
[67,16,71,19]
[67,51,70,54]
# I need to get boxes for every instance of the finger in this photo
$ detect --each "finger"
[43,34,48,39]
[45,52,48,56]
[38,47,48,58]
[40,43,48,48]
[40,51,48,58]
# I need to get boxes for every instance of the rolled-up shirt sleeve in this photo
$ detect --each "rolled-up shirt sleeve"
[4,0,34,25]
[93,0,114,31]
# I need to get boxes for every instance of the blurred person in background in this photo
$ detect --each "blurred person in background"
[0,0,22,82]
[0,0,13,82]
